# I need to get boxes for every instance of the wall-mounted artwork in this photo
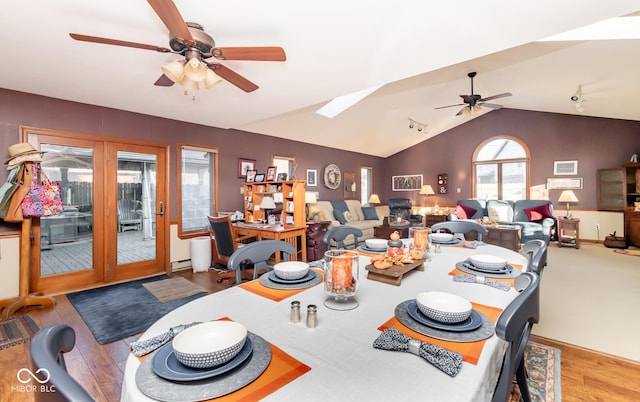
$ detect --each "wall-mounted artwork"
[344,172,356,199]
[238,158,256,178]
[392,174,423,191]
[554,160,578,175]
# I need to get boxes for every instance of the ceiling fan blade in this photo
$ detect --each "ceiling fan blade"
[208,63,259,92]
[69,33,171,53]
[479,103,503,110]
[212,47,286,61]
[435,103,464,110]
[147,0,194,43]
[480,92,512,102]
[154,74,175,87]
[455,107,468,116]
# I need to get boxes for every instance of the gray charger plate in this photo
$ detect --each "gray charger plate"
[406,301,483,332]
[431,238,462,246]
[394,300,494,342]
[136,333,271,402]
[356,244,387,254]
[259,269,322,290]
[268,270,316,284]
[455,261,520,279]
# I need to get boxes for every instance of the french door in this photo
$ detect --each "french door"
[24,128,167,294]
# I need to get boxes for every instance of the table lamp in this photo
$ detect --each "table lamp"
[419,184,437,211]
[259,196,277,222]
[305,191,318,220]
[558,190,578,218]
[368,194,380,205]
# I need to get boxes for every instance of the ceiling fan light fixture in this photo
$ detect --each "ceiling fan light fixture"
[183,57,208,81]
[161,61,185,83]
[204,68,222,88]
[180,76,199,90]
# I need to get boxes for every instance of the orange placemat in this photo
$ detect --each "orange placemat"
[137,318,311,401]
[239,269,324,302]
[378,302,502,365]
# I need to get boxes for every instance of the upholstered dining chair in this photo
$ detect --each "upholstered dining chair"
[208,215,258,283]
[430,221,488,242]
[226,240,296,285]
[522,239,547,276]
[30,324,97,402]
[492,272,540,402]
[323,226,363,250]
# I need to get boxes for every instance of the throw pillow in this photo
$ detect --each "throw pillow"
[343,210,354,223]
[362,206,379,220]
[488,205,510,222]
[333,209,346,224]
[453,204,477,220]
[524,204,553,222]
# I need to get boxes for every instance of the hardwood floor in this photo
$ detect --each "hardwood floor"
[1,269,639,402]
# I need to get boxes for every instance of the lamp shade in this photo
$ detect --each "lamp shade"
[161,61,185,83]
[183,57,208,81]
[419,185,435,195]
[259,196,277,209]
[204,68,222,89]
[368,194,381,204]
[558,190,579,203]
[305,191,317,204]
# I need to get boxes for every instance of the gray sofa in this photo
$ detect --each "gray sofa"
[450,199,556,244]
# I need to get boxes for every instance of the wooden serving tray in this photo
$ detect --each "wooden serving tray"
[365,259,425,286]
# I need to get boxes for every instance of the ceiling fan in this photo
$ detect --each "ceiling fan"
[69,0,286,93]
[435,72,512,116]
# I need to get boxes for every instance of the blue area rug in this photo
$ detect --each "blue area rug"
[510,341,562,401]
[67,275,206,344]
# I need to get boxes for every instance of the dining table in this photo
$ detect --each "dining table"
[121,241,527,402]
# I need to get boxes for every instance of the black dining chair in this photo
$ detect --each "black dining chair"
[430,221,488,242]
[226,240,296,285]
[30,324,97,402]
[492,272,540,402]
[522,239,547,276]
[208,215,258,283]
[323,226,363,250]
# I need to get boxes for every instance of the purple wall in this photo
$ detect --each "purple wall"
[383,108,640,209]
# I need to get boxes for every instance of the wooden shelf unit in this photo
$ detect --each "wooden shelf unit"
[597,163,640,246]
[243,180,306,227]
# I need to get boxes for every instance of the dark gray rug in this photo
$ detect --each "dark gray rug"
[67,275,207,345]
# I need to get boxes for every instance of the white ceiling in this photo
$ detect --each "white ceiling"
[1,1,639,157]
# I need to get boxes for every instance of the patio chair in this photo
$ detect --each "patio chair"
[323,225,363,250]
[522,239,547,276]
[430,220,488,242]
[492,272,540,402]
[208,215,258,283]
[227,240,296,285]
[117,199,142,232]
[30,324,96,402]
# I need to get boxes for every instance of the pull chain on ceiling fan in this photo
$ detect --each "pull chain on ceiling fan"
[435,72,512,116]
[69,0,286,93]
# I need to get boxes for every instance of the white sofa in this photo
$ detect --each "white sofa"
[310,200,389,246]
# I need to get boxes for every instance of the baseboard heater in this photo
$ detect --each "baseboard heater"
[171,259,192,272]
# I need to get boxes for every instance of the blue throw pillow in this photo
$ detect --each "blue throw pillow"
[333,209,346,224]
[362,206,379,220]
[330,200,349,225]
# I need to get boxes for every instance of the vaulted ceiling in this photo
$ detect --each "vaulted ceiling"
[1,1,639,157]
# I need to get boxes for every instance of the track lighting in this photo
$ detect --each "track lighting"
[571,85,584,112]
[408,118,427,134]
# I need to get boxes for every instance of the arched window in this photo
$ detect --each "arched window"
[473,136,530,200]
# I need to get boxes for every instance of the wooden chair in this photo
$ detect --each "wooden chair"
[30,324,96,402]
[207,216,257,283]
[117,199,142,232]
[492,272,540,402]
[227,240,296,285]
[430,220,488,242]
[323,225,363,250]
[522,239,547,276]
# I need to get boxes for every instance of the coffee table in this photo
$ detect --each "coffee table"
[374,222,410,239]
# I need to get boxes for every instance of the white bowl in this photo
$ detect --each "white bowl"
[469,254,508,270]
[430,232,454,242]
[416,291,472,324]
[172,321,247,368]
[273,261,309,280]
[365,239,388,250]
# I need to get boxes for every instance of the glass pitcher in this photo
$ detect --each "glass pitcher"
[322,250,359,310]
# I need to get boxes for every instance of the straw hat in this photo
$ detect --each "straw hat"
[5,142,45,166]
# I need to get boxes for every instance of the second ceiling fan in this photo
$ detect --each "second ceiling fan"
[69,0,286,92]
[435,72,512,116]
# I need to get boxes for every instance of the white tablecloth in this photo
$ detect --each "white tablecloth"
[121,244,526,402]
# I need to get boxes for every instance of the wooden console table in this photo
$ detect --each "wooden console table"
[484,225,521,252]
[234,223,307,262]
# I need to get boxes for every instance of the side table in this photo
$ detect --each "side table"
[374,224,409,239]
[557,217,580,249]
[424,214,447,228]
[484,225,521,252]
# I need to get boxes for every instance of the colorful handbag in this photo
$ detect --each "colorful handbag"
[21,163,64,218]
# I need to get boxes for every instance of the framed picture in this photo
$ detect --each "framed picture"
[277,173,288,181]
[344,172,356,199]
[306,169,317,186]
[254,173,265,182]
[238,158,256,178]
[245,170,257,182]
[392,174,423,191]
[266,166,277,181]
[546,177,583,189]
[554,160,578,175]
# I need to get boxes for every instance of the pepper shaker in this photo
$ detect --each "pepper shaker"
[290,300,301,323]
[306,304,317,328]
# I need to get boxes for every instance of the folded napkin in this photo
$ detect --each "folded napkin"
[373,328,463,377]
[130,322,202,357]
[453,273,511,292]
[463,240,478,249]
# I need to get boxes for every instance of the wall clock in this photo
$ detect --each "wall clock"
[324,164,342,189]
[437,174,448,194]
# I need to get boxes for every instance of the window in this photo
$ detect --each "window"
[178,145,217,236]
[473,137,529,201]
[361,167,373,204]
[273,155,296,179]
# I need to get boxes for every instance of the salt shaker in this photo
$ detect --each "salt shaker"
[290,300,301,323]
[306,304,317,328]
[435,244,441,254]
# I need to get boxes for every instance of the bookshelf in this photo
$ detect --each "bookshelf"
[243,180,306,227]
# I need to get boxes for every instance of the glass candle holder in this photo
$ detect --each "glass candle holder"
[413,228,430,251]
[322,250,359,311]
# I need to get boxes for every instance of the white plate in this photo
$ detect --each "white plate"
[468,254,507,270]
